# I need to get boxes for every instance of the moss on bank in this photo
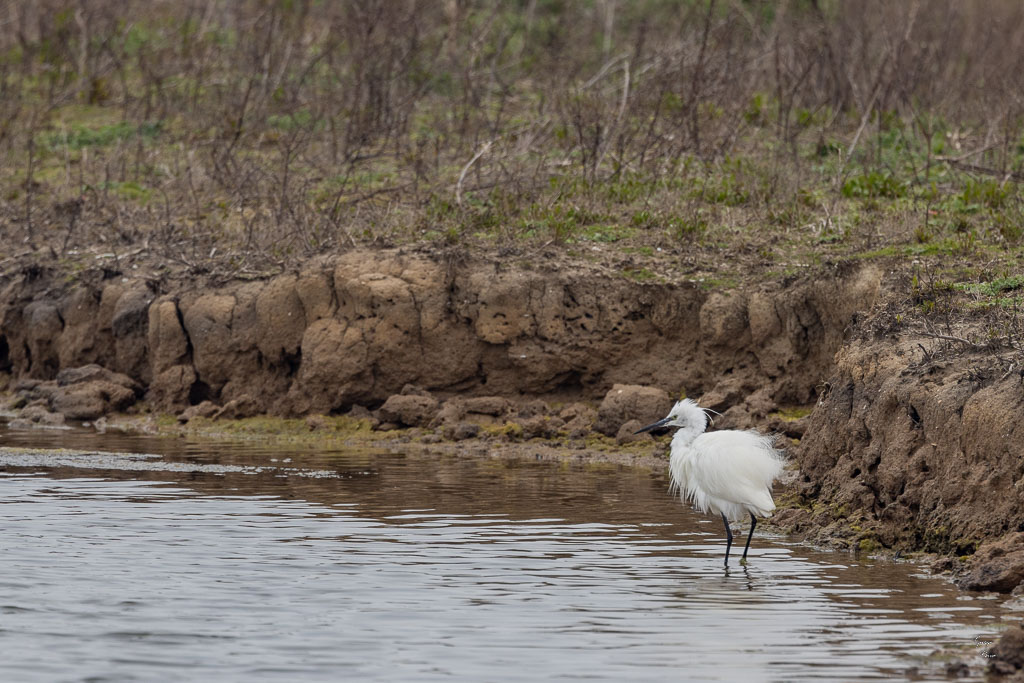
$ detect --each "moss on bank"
[103,412,667,465]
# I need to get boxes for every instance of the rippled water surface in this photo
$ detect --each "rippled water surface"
[0,427,1011,682]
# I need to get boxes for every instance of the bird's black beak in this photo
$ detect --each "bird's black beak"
[634,417,672,434]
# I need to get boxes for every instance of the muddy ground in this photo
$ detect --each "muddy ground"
[2,246,1024,606]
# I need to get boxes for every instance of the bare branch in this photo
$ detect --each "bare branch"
[456,140,492,207]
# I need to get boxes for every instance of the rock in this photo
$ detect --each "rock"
[420,434,442,444]
[990,626,1024,676]
[177,401,219,423]
[496,422,524,441]
[744,386,775,418]
[698,292,749,348]
[13,377,43,392]
[24,300,63,376]
[213,395,260,420]
[51,380,137,420]
[944,661,969,679]
[181,293,236,391]
[305,414,329,431]
[770,508,812,533]
[111,286,153,379]
[18,404,66,426]
[594,384,673,436]
[700,376,748,413]
[929,556,961,574]
[149,364,197,409]
[430,399,466,428]
[400,384,431,397]
[747,290,782,345]
[616,419,653,445]
[296,318,370,412]
[516,399,550,418]
[767,414,808,439]
[548,415,567,433]
[519,415,564,439]
[55,287,105,371]
[565,413,598,436]
[148,299,190,375]
[344,404,379,429]
[37,364,145,419]
[568,425,589,440]
[378,394,439,427]
[958,533,1024,593]
[255,274,305,364]
[56,364,141,394]
[295,267,335,322]
[464,396,511,416]
[443,422,480,441]
[469,272,530,344]
[14,378,57,403]
[111,286,152,339]
[347,404,373,420]
[559,403,597,435]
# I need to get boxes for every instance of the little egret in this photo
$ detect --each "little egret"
[635,399,784,566]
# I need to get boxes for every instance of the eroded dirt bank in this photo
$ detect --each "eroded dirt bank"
[5,248,1024,607]
[778,327,1024,594]
[0,249,879,421]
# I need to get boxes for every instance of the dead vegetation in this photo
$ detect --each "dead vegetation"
[1,0,1024,285]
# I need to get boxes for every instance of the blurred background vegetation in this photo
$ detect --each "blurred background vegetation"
[2,0,1024,279]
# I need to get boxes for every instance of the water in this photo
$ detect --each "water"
[0,426,1011,682]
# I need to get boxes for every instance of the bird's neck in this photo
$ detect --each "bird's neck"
[671,426,704,448]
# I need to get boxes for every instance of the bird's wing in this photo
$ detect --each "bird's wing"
[687,430,784,511]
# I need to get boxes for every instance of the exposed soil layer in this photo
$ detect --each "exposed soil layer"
[4,247,1024,592]
[782,335,1024,556]
[774,321,1024,594]
[0,248,880,421]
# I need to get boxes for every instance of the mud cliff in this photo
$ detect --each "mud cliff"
[785,332,1024,562]
[0,249,880,421]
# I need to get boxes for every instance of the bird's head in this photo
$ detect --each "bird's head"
[633,398,711,435]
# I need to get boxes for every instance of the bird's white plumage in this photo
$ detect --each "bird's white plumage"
[657,398,784,522]
[669,429,784,521]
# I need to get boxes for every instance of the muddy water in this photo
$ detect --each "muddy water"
[0,427,1011,682]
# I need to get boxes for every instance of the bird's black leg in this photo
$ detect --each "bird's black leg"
[741,513,757,564]
[721,513,733,566]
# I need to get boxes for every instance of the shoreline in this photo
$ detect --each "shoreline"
[0,408,913,563]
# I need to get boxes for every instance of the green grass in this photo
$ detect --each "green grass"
[41,121,162,150]
[953,275,1024,297]
[621,266,659,282]
[842,171,906,199]
[770,406,814,421]
[101,180,153,202]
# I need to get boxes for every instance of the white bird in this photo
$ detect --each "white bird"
[635,398,785,566]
